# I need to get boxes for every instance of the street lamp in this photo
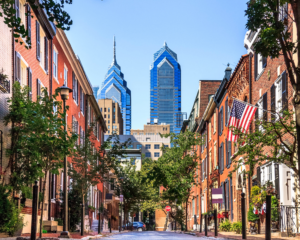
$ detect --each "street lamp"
[57,84,72,236]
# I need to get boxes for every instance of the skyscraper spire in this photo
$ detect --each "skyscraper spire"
[113,35,117,64]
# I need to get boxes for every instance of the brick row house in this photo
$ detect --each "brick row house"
[0,1,109,234]
[183,3,296,234]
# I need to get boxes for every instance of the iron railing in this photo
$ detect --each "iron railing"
[280,205,300,236]
[0,77,10,93]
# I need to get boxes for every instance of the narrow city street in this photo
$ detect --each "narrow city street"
[99,231,230,240]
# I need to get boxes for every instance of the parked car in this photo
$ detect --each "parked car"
[122,222,146,231]
[133,222,146,231]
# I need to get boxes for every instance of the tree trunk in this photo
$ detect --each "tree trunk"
[81,194,85,236]
[39,170,48,238]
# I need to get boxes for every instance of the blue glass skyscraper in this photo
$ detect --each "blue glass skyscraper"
[150,42,181,134]
[95,37,131,135]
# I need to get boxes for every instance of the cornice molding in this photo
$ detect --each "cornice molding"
[55,29,93,95]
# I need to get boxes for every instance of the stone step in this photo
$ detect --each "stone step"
[51,225,63,232]
[43,220,58,227]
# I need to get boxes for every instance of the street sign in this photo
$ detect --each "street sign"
[165,206,171,212]
[120,195,123,202]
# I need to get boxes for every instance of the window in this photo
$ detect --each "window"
[108,125,110,129]
[108,114,110,118]
[255,93,267,131]
[219,142,224,173]
[136,144,142,149]
[145,152,151,157]
[64,65,68,86]
[202,159,206,181]
[164,145,169,148]
[104,108,107,112]
[100,108,102,112]
[225,98,230,126]
[219,107,223,135]
[226,139,232,167]
[192,198,195,216]
[209,121,211,141]
[145,144,151,149]
[110,179,114,191]
[128,145,133,149]
[108,120,110,124]
[108,108,110,112]
[214,111,216,133]
[53,47,58,80]
[209,150,212,174]
[80,87,84,114]
[154,144,160,149]
[254,53,267,80]
[104,114,106,118]
[154,152,160,157]
[271,71,287,115]
[268,165,272,181]
[214,142,217,169]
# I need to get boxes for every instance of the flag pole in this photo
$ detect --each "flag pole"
[232,97,277,117]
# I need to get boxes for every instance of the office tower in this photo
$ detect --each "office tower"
[150,42,181,134]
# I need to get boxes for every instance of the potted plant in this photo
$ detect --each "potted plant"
[248,205,259,234]
[88,205,96,212]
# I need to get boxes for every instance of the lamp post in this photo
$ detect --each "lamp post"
[58,84,72,236]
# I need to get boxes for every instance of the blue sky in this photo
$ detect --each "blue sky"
[65,0,248,130]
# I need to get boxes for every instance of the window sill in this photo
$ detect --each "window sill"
[256,68,265,81]
[54,76,59,84]
[39,64,48,75]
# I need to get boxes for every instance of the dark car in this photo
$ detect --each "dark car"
[122,222,146,231]
[133,222,146,231]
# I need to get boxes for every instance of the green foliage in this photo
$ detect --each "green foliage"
[0,186,24,236]
[248,205,259,223]
[20,186,32,199]
[231,109,297,177]
[88,205,96,211]
[231,221,242,234]
[42,230,47,233]
[54,218,63,227]
[0,0,73,48]
[219,219,232,232]
[271,196,279,222]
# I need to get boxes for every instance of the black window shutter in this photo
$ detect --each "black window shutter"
[282,71,288,111]
[221,108,223,133]
[225,99,228,126]
[226,179,229,211]
[257,166,261,185]
[263,56,267,68]
[26,4,31,39]
[228,141,231,165]
[77,81,79,104]
[36,21,40,61]
[263,93,268,121]
[27,67,32,100]
[274,164,280,199]
[225,139,228,167]
[45,37,48,73]
[15,0,20,19]
[271,84,275,121]
[80,87,83,112]
[254,53,258,80]
[255,103,259,131]
[222,143,224,171]
[15,52,21,82]
[72,72,75,99]
[222,182,225,210]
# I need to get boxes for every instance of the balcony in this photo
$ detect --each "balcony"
[0,72,10,93]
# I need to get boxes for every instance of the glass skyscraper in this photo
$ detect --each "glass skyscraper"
[94,37,131,135]
[150,42,181,134]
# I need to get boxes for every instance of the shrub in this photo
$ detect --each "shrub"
[54,218,63,226]
[219,219,232,232]
[248,205,259,222]
[42,230,47,233]
[231,221,242,234]
[0,186,24,236]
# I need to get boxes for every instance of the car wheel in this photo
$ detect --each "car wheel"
[138,228,143,231]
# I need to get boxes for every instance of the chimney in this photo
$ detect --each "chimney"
[225,63,232,81]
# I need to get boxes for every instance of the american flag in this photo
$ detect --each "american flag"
[228,100,257,142]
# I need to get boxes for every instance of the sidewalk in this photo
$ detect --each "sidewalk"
[0,230,129,240]
[196,231,300,240]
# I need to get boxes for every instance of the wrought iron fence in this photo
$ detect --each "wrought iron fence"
[280,205,300,236]
[0,76,10,93]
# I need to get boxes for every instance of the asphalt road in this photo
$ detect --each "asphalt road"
[99,231,230,239]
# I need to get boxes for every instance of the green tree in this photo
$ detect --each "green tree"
[245,0,300,180]
[0,0,73,48]
[4,83,77,237]
[149,131,203,229]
